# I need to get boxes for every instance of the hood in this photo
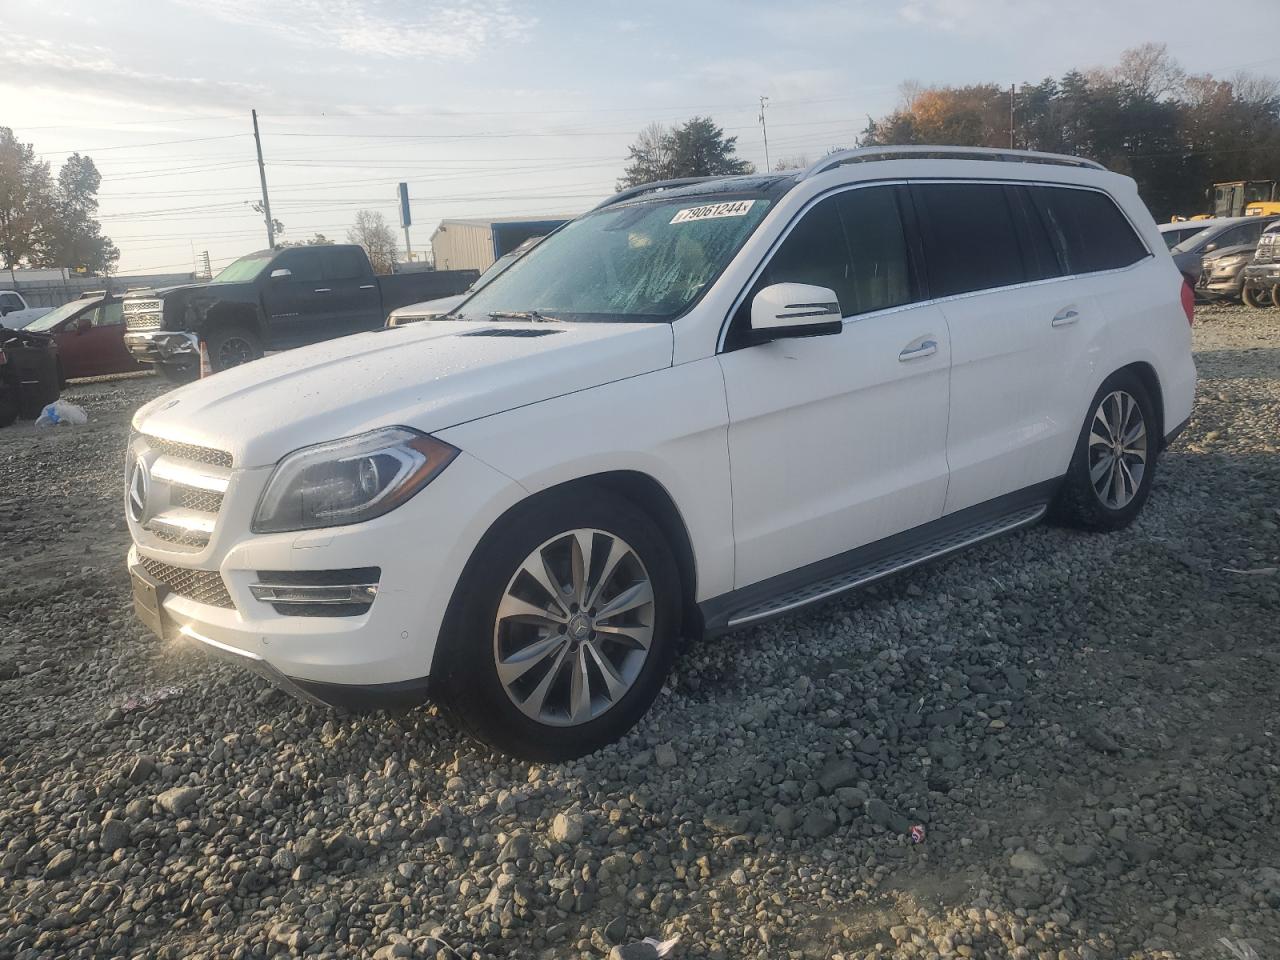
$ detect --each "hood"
[1202,243,1256,262]
[133,320,674,467]
[123,283,215,301]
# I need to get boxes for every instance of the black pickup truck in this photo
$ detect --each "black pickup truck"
[122,245,476,380]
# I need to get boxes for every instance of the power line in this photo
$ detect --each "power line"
[33,134,248,156]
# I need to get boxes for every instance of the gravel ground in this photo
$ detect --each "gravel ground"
[1,305,1277,960]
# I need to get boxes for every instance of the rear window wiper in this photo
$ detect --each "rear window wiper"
[487,310,558,323]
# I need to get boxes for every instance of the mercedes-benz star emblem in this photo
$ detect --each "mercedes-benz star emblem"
[127,459,151,524]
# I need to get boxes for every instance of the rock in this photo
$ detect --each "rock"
[730,867,748,885]
[802,811,837,839]
[816,759,859,792]
[704,813,751,836]
[551,812,584,844]
[99,819,131,853]
[1082,726,1120,753]
[1059,844,1097,867]
[44,849,75,878]
[610,943,660,960]
[654,743,677,768]
[293,835,323,861]
[156,786,200,816]
[866,798,910,833]
[0,659,17,681]
[127,756,155,784]
[604,916,627,944]
[497,832,532,864]
[1010,850,1049,873]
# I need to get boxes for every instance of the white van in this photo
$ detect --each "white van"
[126,147,1196,759]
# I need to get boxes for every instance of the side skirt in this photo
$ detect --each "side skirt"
[699,479,1059,635]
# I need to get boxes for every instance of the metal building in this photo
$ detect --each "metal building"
[429,216,570,271]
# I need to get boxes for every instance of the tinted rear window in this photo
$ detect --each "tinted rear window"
[913,182,1027,297]
[325,248,367,280]
[1029,186,1148,274]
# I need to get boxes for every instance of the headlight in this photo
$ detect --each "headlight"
[253,427,458,533]
[1210,255,1248,273]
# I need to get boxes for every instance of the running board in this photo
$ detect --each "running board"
[717,503,1047,630]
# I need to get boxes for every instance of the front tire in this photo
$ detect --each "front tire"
[206,325,263,372]
[432,487,681,761]
[1242,284,1273,309]
[1050,370,1159,532]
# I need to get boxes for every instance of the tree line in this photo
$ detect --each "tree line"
[0,127,119,275]
[617,45,1280,221]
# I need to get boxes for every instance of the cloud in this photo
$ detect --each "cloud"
[170,0,534,60]
[8,34,268,112]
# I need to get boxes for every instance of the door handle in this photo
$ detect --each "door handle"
[359,284,376,290]
[1052,308,1079,327]
[898,339,938,361]
[314,287,332,293]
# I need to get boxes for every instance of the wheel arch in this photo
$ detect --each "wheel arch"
[438,469,703,673]
[1114,360,1165,445]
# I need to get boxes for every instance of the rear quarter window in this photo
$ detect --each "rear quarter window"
[1029,186,1148,275]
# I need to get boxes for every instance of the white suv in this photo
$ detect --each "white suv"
[126,147,1196,760]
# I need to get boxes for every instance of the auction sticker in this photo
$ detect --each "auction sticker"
[670,200,756,224]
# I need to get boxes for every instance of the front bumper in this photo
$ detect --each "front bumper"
[123,330,198,365]
[1242,264,1280,290]
[125,442,525,703]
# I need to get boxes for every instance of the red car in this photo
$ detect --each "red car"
[19,292,142,381]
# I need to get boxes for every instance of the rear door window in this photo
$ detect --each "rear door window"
[913,182,1027,297]
[325,248,367,281]
[1029,186,1148,274]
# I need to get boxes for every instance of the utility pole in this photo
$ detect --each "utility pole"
[759,96,771,173]
[252,109,276,248]
[1009,84,1016,150]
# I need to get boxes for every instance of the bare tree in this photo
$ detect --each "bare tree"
[1112,42,1185,99]
[347,210,398,275]
[773,154,812,171]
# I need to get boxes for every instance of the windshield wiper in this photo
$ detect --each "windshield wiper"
[487,310,558,323]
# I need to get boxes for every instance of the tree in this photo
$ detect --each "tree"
[857,45,1280,220]
[0,130,118,274]
[616,116,753,188]
[0,128,54,272]
[347,210,398,274]
[280,233,333,247]
[617,122,675,189]
[44,153,119,274]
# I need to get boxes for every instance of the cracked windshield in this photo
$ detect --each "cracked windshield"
[456,197,772,322]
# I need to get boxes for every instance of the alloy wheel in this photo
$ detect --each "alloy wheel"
[1088,390,1148,509]
[217,336,255,369]
[493,528,655,727]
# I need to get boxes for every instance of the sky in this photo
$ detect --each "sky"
[6,0,1280,275]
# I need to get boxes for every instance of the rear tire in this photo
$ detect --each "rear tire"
[1050,370,1160,532]
[431,487,682,761]
[206,325,263,372]
[1242,284,1272,308]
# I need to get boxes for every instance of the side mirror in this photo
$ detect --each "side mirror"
[749,283,843,342]
[0,306,10,317]
[77,316,93,334]
[1203,242,1218,253]
[270,267,292,279]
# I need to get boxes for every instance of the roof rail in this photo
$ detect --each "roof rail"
[593,176,722,210]
[799,145,1105,180]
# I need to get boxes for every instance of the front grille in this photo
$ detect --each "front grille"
[174,487,224,513]
[144,436,233,468]
[137,556,233,608]
[1256,237,1277,264]
[150,526,210,548]
[125,313,162,331]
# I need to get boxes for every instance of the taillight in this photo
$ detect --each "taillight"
[1180,277,1195,326]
